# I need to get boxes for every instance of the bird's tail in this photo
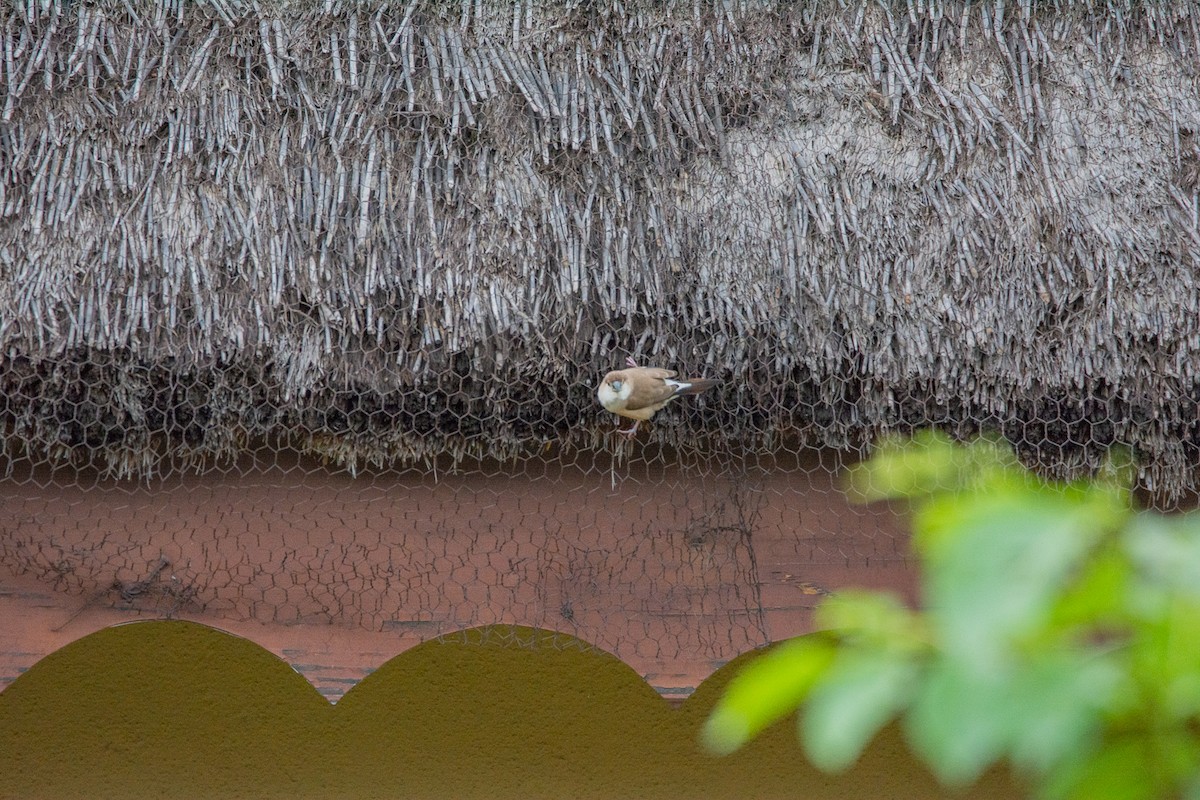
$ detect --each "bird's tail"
[673,378,719,395]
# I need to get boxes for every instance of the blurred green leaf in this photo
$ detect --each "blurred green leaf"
[845,430,1015,503]
[905,658,1013,785]
[1183,769,1200,800]
[1125,514,1200,599]
[800,648,919,771]
[701,636,835,756]
[814,591,927,651]
[1129,597,1200,722]
[1044,737,1158,800]
[1050,547,1132,629]
[1005,650,1121,776]
[918,490,1112,669]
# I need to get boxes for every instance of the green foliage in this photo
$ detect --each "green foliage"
[703,431,1200,799]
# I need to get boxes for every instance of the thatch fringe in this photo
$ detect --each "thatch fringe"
[1,1,1199,494]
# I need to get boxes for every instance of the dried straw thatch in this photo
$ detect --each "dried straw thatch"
[1,1,1199,492]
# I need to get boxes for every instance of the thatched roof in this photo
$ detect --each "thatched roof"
[1,1,1199,494]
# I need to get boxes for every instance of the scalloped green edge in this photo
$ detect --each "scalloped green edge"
[0,621,1019,799]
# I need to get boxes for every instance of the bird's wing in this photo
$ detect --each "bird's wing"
[621,368,683,412]
[629,367,677,380]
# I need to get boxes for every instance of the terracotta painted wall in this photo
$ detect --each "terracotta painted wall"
[2,454,914,701]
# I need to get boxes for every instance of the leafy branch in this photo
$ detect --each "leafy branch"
[703,432,1200,800]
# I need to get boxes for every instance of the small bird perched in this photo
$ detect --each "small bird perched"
[597,356,719,437]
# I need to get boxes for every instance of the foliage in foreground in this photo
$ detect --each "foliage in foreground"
[703,432,1200,800]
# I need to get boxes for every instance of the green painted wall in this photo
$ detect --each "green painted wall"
[0,622,1022,799]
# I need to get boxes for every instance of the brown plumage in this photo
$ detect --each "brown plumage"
[597,357,718,436]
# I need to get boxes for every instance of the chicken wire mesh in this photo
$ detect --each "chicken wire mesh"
[2,0,1200,691]
[1,447,908,682]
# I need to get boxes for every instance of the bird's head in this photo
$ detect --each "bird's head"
[597,370,633,411]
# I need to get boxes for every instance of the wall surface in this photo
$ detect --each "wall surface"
[1,456,914,702]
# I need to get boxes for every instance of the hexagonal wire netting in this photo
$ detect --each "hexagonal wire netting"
[2,1,1199,693]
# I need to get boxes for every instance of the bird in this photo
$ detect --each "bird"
[597,356,719,437]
